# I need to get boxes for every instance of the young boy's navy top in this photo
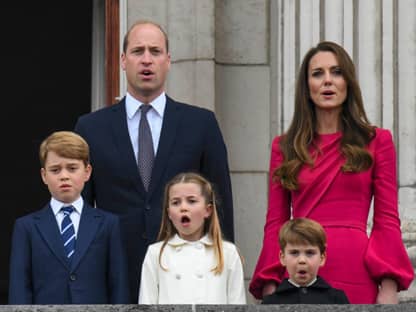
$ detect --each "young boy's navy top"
[8,202,130,304]
[262,276,349,304]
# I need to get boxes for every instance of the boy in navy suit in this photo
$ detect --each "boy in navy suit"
[262,218,349,304]
[8,131,129,304]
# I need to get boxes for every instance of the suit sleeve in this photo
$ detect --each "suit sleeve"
[364,128,414,290]
[138,245,159,304]
[8,219,33,304]
[249,136,291,299]
[201,111,234,242]
[337,289,350,304]
[74,117,95,206]
[107,215,130,303]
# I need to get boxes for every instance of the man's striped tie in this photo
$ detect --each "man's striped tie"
[60,206,76,261]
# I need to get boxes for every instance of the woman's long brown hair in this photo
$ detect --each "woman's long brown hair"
[274,41,375,190]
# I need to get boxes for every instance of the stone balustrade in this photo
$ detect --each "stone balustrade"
[2,304,416,312]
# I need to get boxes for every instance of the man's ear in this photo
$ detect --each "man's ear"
[121,52,126,70]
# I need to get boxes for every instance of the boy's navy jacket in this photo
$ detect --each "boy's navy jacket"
[262,276,350,304]
[8,203,130,304]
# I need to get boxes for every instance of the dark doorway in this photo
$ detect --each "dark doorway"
[0,2,93,303]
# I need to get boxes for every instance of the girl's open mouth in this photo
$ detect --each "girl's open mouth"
[181,215,191,225]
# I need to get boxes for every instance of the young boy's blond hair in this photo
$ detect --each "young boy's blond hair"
[39,131,90,167]
[279,218,326,253]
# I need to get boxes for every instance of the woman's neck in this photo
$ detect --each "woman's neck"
[315,108,341,134]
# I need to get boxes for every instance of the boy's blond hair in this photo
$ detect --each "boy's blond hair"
[39,131,89,167]
[279,218,326,254]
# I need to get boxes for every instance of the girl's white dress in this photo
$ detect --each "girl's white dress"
[138,234,246,304]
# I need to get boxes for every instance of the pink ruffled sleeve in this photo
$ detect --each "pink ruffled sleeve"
[249,136,291,299]
[365,128,414,290]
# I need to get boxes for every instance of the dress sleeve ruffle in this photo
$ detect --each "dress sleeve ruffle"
[364,128,414,291]
[249,136,291,299]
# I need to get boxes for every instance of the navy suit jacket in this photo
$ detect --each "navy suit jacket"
[262,277,350,304]
[8,203,129,304]
[74,95,234,302]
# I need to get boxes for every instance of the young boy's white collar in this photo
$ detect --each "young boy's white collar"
[50,196,84,215]
[288,277,317,288]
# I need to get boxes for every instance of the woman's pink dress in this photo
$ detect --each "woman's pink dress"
[249,128,414,303]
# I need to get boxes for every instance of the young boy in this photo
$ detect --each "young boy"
[8,131,129,304]
[262,218,349,304]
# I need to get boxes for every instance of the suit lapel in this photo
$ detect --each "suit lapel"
[110,99,147,195]
[148,97,183,197]
[70,204,102,271]
[34,205,69,269]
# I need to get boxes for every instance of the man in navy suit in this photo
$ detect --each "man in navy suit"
[74,20,234,303]
[8,131,129,304]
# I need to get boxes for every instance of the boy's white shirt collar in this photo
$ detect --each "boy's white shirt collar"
[125,91,166,119]
[288,277,317,288]
[50,196,84,216]
[167,233,213,247]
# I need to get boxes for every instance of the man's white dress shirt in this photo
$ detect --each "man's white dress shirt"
[125,91,165,162]
[138,234,246,304]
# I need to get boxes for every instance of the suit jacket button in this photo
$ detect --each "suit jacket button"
[145,205,151,211]
[70,274,76,281]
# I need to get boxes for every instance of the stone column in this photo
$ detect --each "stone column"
[215,0,270,302]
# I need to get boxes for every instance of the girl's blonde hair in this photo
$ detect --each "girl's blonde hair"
[157,172,224,274]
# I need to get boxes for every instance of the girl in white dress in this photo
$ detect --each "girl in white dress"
[138,172,246,304]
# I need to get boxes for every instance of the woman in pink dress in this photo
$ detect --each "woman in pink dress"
[249,41,414,304]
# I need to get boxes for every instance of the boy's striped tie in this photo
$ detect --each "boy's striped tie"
[60,206,76,261]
